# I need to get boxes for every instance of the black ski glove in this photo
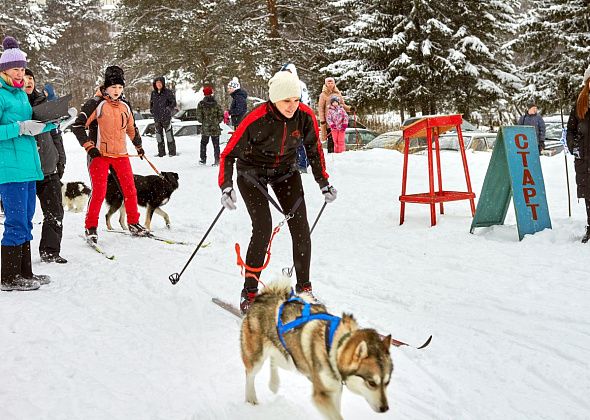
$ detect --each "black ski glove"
[87,147,101,161]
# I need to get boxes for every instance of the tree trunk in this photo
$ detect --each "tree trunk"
[267,0,280,39]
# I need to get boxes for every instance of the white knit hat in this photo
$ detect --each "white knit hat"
[584,64,590,85]
[268,71,301,103]
[228,77,240,90]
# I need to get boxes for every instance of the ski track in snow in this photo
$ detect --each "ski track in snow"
[1,133,589,419]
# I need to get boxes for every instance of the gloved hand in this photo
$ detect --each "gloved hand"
[321,185,337,203]
[136,147,145,160]
[573,147,581,159]
[19,120,46,136]
[342,124,348,131]
[330,125,336,131]
[57,164,65,179]
[87,147,101,161]
[221,187,237,210]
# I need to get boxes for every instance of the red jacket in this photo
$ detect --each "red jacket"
[219,102,329,190]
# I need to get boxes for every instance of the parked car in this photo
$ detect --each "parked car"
[540,114,568,156]
[343,127,378,150]
[364,131,404,150]
[171,120,233,145]
[174,108,198,121]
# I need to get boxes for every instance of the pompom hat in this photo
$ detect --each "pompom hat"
[268,71,301,103]
[0,36,28,72]
[228,77,240,90]
[203,86,213,96]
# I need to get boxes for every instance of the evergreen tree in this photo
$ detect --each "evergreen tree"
[514,0,590,112]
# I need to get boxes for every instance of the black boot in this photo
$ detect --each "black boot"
[1,245,40,291]
[21,241,51,285]
[582,226,590,243]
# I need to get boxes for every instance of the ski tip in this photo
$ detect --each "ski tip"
[417,335,432,349]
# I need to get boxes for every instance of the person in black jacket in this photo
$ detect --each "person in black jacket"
[24,69,67,263]
[227,77,248,129]
[518,98,546,153]
[150,76,177,157]
[219,71,337,314]
[567,64,590,242]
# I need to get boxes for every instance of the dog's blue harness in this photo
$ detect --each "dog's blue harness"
[277,294,341,353]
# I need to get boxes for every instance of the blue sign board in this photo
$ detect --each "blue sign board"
[470,126,551,240]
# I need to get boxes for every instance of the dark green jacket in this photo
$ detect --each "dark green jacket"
[196,96,223,136]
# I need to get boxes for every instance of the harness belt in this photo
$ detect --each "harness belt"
[277,294,341,353]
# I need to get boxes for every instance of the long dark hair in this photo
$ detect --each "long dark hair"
[576,82,589,120]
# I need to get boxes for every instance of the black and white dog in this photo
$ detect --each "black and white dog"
[105,170,180,231]
[61,181,92,213]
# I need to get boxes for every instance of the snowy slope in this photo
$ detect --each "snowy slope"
[1,132,589,420]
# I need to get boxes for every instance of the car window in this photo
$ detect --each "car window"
[175,124,199,136]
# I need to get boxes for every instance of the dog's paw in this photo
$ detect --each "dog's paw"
[245,396,258,405]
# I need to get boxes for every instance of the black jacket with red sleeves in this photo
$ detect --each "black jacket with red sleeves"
[218,101,329,190]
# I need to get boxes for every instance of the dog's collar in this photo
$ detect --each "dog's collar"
[276,294,341,354]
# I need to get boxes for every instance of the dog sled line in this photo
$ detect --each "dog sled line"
[211,295,432,350]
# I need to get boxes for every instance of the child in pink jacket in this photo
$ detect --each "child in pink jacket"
[326,96,349,153]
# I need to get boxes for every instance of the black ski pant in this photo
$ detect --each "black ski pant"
[36,173,64,257]
[585,198,590,226]
[200,135,220,164]
[237,170,310,291]
[155,120,177,156]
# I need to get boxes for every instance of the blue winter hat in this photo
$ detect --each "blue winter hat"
[44,83,58,101]
[0,36,27,71]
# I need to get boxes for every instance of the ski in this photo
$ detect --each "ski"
[81,236,115,260]
[379,333,432,350]
[212,297,242,318]
[105,229,205,246]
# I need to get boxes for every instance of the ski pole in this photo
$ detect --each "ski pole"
[169,207,225,285]
[560,106,572,217]
[282,201,328,277]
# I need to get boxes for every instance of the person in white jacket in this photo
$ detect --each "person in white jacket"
[280,63,311,172]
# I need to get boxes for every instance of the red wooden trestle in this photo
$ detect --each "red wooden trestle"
[399,114,476,226]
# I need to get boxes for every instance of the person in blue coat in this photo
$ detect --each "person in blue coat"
[0,36,55,291]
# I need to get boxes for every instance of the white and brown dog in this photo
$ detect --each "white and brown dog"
[240,279,393,420]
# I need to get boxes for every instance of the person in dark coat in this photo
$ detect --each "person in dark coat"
[518,98,546,153]
[227,77,248,129]
[567,64,590,242]
[24,69,67,263]
[218,71,337,314]
[150,76,177,156]
[196,86,223,165]
[43,82,57,101]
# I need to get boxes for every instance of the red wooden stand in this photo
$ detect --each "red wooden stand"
[399,114,476,226]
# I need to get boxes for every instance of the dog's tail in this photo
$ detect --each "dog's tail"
[258,276,292,301]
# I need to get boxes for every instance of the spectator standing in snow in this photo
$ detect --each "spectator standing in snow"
[23,68,68,263]
[327,96,349,153]
[280,63,311,173]
[317,77,350,153]
[150,76,177,157]
[567,64,590,243]
[196,86,223,166]
[518,98,546,153]
[218,70,336,314]
[71,65,149,244]
[227,77,248,129]
[0,36,55,291]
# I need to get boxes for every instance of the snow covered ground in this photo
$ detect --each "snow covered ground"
[1,131,589,420]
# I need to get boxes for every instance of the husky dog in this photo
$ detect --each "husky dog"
[105,170,179,231]
[61,181,91,213]
[240,279,393,420]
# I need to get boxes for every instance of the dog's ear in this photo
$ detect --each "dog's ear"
[352,340,368,365]
[381,334,392,350]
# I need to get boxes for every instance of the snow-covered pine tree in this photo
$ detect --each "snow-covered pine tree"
[514,0,590,112]
[0,2,59,66]
[325,0,460,119]
[445,0,521,123]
